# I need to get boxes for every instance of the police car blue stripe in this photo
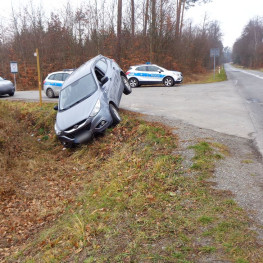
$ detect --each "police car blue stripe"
[129,73,166,78]
[44,82,63,87]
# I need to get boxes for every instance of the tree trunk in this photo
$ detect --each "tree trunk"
[175,0,182,37]
[150,0,156,62]
[143,0,149,36]
[116,0,122,63]
[131,0,135,37]
[179,0,186,36]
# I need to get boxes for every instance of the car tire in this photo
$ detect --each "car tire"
[122,76,132,95]
[109,103,121,126]
[61,141,75,148]
[129,78,139,88]
[9,92,14,96]
[46,88,55,98]
[163,77,174,87]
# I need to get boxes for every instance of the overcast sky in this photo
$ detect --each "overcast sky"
[1,0,263,48]
[185,0,263,48]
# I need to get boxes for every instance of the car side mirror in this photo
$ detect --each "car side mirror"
[54,105,58,111]
[101,76,109,86]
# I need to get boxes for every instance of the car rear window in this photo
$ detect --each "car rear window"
[147,66,161,72]
[48,74,55,80]
[48,73,64,81]
[136,66,147,71]
[62,73,70,81]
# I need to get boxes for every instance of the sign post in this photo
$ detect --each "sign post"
[34,49,42,107]
[10,61,18,90]
[210,48,220,79]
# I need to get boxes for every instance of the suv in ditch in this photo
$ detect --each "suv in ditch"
[54,55,132,148]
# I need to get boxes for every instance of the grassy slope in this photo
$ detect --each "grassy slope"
[0,101,262,263]
[184,66,227,84]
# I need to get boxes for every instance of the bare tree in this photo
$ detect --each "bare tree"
[131,0,135,37]
[143,0,149,36]
[116,0,122,62]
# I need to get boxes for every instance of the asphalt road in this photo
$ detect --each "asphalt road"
[224,63,263,156]
[2,65,263,155]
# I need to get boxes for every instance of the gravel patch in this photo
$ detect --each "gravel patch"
[142,115,263,240]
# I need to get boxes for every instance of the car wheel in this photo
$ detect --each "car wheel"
[163,77,174,87]
[61,141,75,148]
[9,92,14,96]
[46,88,55,98]
[122,76,132,95]
[129,78,139,88]
[109,103,121,126]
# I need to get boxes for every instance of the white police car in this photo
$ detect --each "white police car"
[126,64,183,87]
[43,70,74,98]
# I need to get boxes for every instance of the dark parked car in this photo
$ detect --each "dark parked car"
[0,77,15,96]
[54,55,132,147]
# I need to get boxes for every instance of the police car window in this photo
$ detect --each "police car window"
[55,73,63,81]
[147,66,160,72]
[48,74,55,80]
[62,73,69,81]
[136,66,147,71]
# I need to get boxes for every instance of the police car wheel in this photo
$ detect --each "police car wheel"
[122,76,132,95]
[46,88,55,98]
[164,77,174,87]
[129,78,139,88]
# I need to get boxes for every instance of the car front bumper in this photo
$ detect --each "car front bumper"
[0,86,15,95]
[56,108,113,145]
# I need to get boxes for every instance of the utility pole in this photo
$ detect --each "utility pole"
[35,48,42,107]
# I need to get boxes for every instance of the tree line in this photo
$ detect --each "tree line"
[0,0,223,89]
[232,17,263,68]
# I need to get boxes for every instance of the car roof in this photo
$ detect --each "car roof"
[131,64,161,68]
[63,55,104,88]
[48,70,73,75]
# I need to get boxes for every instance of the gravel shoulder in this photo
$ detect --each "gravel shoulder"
[143,115,263,239]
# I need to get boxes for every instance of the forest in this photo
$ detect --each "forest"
[232,17,263,68]
[0,0,223,89]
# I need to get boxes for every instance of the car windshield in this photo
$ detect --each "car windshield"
[59,73,97,110]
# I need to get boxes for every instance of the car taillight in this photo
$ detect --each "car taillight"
[43,80,46,84]
[126,72,130,75]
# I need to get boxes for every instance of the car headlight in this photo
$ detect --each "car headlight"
[54,122,62,135]
[90,99,101,117]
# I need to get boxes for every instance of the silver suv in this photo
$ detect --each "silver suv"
[54,55,132,147]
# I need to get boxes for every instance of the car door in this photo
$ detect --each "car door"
[52,73,64,95]
[146,66,164,83]
[134,66,148,82]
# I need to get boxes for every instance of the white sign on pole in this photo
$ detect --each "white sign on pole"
[210,48,220,57]
[10,61,18,73]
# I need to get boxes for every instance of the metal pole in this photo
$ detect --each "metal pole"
[13,73,16,90]
[36,48,42,107]
[214,55,216,79]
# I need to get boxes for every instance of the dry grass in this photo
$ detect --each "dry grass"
[184,66,227,84]
[0,101,262,263]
